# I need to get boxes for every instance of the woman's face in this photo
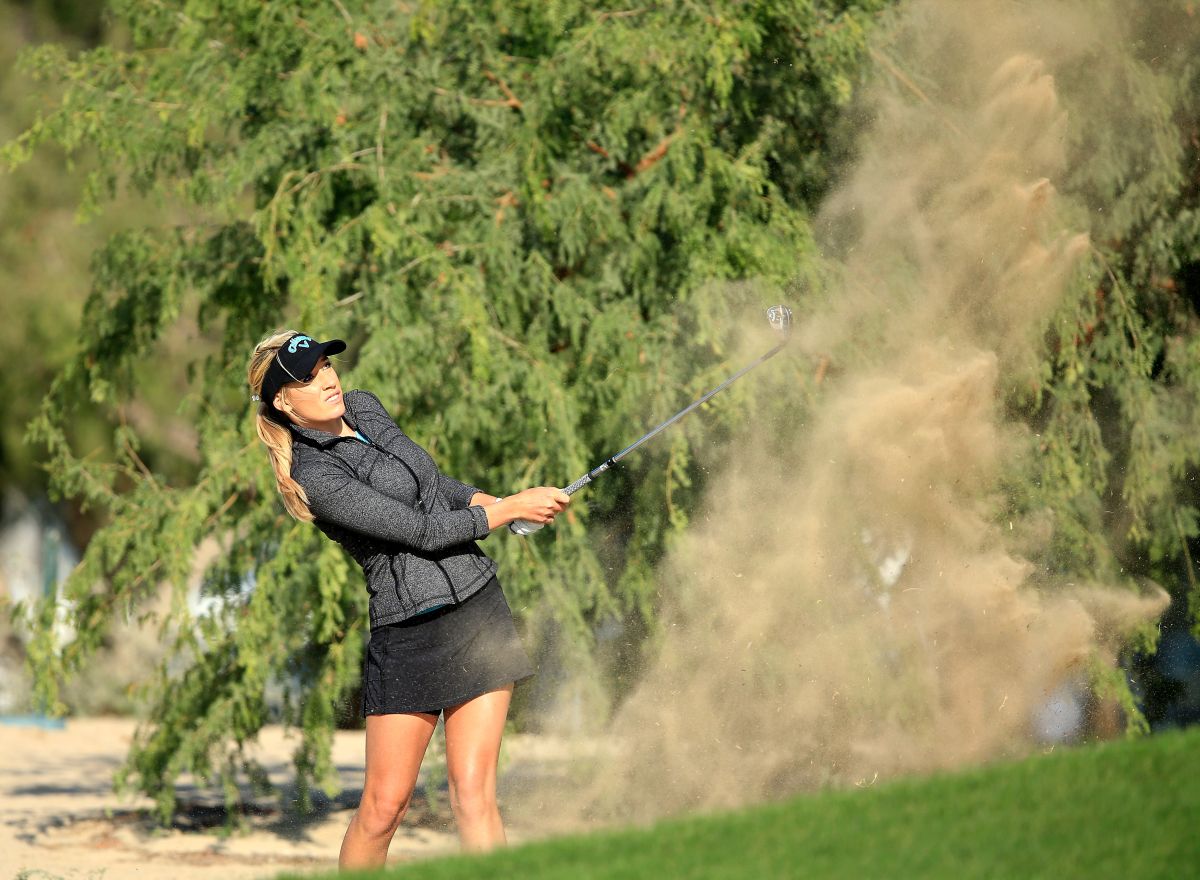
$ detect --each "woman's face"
[273,356,345,426]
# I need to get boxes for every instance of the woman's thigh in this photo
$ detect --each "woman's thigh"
[442,685,514,788]
[362,712,439,803]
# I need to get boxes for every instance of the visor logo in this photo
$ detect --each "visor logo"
[288,335,313,353]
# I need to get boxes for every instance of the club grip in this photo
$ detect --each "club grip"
[508,518,544,535]
[562,474,592,496]
[508,472,595,537]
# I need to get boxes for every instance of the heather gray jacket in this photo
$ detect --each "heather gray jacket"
[289,390,496,628]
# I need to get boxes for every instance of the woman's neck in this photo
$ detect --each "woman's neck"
[297,416,352,437]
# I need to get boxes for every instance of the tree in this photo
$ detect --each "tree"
[5,0,890,818]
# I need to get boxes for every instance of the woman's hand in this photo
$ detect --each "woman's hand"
[485,487,570,530]
[505,486,571,523]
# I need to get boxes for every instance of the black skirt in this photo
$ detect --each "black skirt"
[362,577,534,716]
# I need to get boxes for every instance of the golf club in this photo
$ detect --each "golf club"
[511,305,793,535]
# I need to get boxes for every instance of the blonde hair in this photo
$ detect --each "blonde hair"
[247,329,313,522]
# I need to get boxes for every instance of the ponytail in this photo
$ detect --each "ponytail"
[247,330,314,522]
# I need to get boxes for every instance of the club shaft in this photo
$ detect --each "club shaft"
[561,340,787,497]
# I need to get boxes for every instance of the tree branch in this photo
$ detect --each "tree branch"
[330,0,353,26]
[483,70,524,109]
[626,105,688,179]
[596,8,646,22]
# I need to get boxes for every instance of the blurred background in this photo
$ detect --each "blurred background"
[1,0,207,718]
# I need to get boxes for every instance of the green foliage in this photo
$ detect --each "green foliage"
[4,0,888,816]
[1025,9,1200,618]
[287,726,1200,880]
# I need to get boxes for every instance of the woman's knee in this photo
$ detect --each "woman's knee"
[355,786,414,838]
[447,768,496,820]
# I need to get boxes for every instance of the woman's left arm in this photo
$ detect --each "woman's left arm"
[438,473,488,510]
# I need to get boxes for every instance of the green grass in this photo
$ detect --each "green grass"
[285,727,1200,880]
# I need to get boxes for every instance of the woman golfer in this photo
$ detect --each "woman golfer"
[247,330,568,868]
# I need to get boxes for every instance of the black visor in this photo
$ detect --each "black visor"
[261,333,347,406]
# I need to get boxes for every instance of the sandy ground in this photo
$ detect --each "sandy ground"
[0,717,573,880]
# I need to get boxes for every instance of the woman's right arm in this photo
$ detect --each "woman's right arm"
[294,460,569,549]
[295,459,488,551]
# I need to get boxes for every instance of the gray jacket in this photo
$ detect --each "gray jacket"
[289,390,496,628]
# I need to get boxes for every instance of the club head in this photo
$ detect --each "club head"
[766,305,793,340]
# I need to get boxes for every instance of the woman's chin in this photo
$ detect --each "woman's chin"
[301,401,345,425]
[320,392,346,419]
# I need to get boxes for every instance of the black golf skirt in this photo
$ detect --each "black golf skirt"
[362,577,534,717]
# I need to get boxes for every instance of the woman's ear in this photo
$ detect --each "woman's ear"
[274,390,289,414]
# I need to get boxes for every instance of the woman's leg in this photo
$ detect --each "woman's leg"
[443,684,515,851]
[339,711,438,870]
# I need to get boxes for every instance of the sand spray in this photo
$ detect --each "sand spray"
[512,0,1172,827]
